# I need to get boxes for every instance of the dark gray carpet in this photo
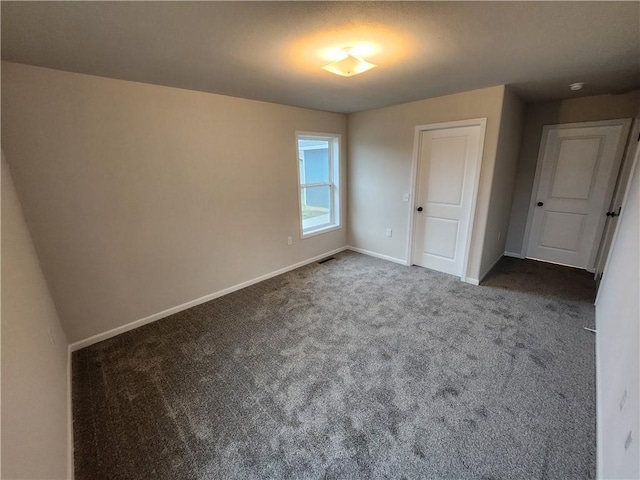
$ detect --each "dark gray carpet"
[72,251,596,479]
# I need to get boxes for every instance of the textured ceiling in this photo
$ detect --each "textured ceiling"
[2,1,639,113]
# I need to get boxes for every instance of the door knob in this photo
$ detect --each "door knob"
[537,202,544,207]
[417,207,423,212]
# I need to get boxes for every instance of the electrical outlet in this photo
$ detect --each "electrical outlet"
[287,236,293,246]
[386,228,392,237]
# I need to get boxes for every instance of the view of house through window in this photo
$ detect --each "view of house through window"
[296,133,340,236]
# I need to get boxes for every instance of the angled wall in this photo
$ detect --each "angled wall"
[479,86,525,277]
[1,152,70,479]
[1,61,347,344]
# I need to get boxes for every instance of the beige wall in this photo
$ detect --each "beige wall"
[505,90,640,255]
[347,85,506,281]
[479,86,525,277]
[595,144,639,480]
[1,153,70,479]
[1,62,347,343]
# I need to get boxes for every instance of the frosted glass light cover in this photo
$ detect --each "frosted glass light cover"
[322,54,377,77]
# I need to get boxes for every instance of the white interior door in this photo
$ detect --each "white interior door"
[526,120,630,271]
[412,121,484,277]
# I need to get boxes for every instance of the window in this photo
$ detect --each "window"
[296,132,341,237]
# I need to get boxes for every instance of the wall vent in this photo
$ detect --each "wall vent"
[317,256,335,264]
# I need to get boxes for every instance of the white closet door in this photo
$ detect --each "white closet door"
[412,123,483,277]
[526,120,630,270]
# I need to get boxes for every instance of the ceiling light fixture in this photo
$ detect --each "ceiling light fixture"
[322,47,377,77]
[569,82,585,91]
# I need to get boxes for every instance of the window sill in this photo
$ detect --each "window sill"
[301,224,342,239]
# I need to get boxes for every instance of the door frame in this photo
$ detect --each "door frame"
[594,117,640,281]
[594,134,639,305]
[406,118,487,283]
[521,118,632,270]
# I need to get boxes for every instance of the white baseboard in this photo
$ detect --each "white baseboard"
[346,246,408,266]
[67,345,74,479]
[504,251,525,259]
[473,253,505,285]
[70,246,348,351]
[345,245,503,286]
[461,254,502,286]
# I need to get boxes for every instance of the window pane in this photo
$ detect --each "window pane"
[301,185,331,230]
[298,140,330,184]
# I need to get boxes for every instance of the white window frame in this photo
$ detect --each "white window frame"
[296,131,341,238]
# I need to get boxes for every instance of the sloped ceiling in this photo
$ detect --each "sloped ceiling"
[2,1,639,113]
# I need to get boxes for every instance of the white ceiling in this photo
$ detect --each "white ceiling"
[2,1,639,113]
